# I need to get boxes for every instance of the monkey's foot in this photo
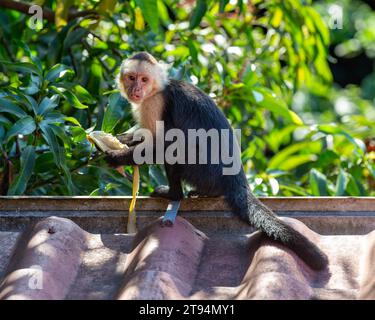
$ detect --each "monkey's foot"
[151,186,182,201]
[187,190,200,198]
[187,190,214,198]
[188,190,210,198]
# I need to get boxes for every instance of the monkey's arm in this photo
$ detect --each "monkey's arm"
[105,145,138,167]
[105,134,154,167]
[116,125,143,147]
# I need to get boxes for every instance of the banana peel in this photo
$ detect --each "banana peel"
[128,165,139,234]
[87,131,128,152]
[87,131,139,233]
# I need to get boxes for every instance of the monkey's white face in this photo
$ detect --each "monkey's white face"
[120,71,155,103]
[118,59,167,104]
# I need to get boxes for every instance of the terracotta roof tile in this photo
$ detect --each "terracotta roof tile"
[0,197,374,300]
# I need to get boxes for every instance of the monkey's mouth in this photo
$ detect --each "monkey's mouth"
[129,94,143,102]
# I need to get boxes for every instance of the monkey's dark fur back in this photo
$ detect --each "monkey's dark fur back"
[161,79,328,270]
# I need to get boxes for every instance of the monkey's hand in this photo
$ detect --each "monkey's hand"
[116,133,134,145]
[104,148,136,167]
[116,133,145,147]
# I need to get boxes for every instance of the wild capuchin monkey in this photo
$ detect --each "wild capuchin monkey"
[105,51,328,270]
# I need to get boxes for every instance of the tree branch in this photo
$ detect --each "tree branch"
[0,0,54,22]
[0,0,97,23]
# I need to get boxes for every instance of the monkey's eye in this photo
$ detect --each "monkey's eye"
[141,77,148,83]
[128,75,136,81]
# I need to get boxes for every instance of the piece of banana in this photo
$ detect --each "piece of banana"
[87,131,129,152]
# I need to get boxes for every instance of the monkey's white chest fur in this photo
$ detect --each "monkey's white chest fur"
[131,93,165,136]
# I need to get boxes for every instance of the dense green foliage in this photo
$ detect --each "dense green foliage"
[0,0,374,196]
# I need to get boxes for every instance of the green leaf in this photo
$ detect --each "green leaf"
[309,169,328,196]
[71,126,87,142]
[50,86,88,109]
[0,98,27,118]
[89,188,100,196]
[34,152,55,173]
[219,0,229,13]
[187,38,198,64]
[135,0,159,33]
[101,93,126,133]
[3,88,31,109]
[271,7,283,28]
[40,121,64,167]
[98,0,117,13]
[306,7,330,46]
[63,90,88,109]
[157,0,171,24]
[346,174,362,196]
[7,146,36,195]
[15,41,43,75]
[268,141,321,169]
[49,123,71,147]
[190,0,208,29]
[318,124,365,155]
[87,61,102,94]
[37,95,59,115]
[72,84,96,104]
[43,111,65,124]
[55,0,74,30]
[0,127,4,143]
[335,168,349,196]
[107,183,121,191]
[24,95,39,115]
[316,150,339,168]
[0,61,41,76]
[64,116,81,126]
[61,165,75,195]
[278,154,317,171]
[367,163,375,179]
[20,74,41,95]
[6,116,36,141]
[252,88,303,125]
[0,115,11,125]
[149,165,167,186]
[134,6,145,30]
[45,64,74,82]
[279,183,309,196]
[63,27,88,49]
[265,125,296,153]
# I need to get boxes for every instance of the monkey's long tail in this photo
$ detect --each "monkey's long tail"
[226,186,328,270]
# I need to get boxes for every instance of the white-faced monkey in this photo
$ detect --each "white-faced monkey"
[105,52,328,270]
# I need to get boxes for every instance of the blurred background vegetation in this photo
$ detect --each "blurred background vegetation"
[0,0,374,197]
